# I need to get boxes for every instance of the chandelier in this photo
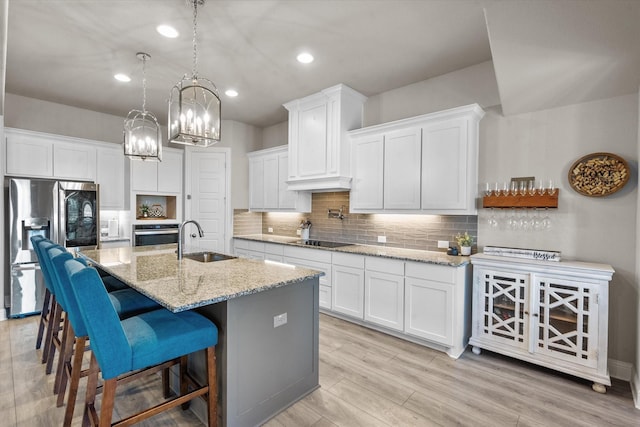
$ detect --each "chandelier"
[123,52,162,161]
[168,0,221,147]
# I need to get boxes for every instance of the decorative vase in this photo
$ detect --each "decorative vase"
[461,246,471,256]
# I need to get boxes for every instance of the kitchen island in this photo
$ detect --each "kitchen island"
[79,244,323,427]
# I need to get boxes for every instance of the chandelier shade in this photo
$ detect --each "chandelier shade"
[168,76,221,146]
[168,0,221,147]
[124,52,162,161]
[124,109,162,160]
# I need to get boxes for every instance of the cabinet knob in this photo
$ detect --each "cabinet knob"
[191,233,197,238]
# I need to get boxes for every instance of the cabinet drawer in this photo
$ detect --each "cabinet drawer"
[283,246,332,264]
[264,243,284,256]
[234,239,249,250]
[283,256,331,287]
[405,261,455,284]
[332,252,365,269]
[366,256,404,275]
[319,285,332,310]
[249,241,266,252]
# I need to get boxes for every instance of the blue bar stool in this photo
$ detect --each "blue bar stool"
[66,259,218,426]
[31,235,51,351]
[47,248,162,426]
[32,238,66,373]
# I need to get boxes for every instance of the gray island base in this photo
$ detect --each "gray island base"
[79,245,322,427]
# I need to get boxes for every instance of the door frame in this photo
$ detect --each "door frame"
[183,146,232,254]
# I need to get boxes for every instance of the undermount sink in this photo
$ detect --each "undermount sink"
[183,251,237,263]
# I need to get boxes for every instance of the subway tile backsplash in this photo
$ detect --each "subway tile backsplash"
[233,192,477,252]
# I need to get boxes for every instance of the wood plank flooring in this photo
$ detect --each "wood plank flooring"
[1,313,638,426]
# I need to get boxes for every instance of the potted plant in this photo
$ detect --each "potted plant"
[140,203,150,218]
[455,232,474,256]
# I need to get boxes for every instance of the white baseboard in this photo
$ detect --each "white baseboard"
[609,358,633,381]
[631,368,640,410]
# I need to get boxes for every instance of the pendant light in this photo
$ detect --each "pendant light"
[168,0,221,147]
[123,52,162,161]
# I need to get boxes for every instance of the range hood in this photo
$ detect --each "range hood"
[284,84,367,193]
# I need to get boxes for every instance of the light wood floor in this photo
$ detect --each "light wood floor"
[1,313,638,426]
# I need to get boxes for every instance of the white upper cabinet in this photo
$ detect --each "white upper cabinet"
[350,134,384,210]
[284,84,367,192]
[5,129,54,177]
[96,144,125,210]
[5,128,97,181]
[131,148,183,194]
[349,104,484,214]
[383,128,422,210]
[248,145,311,212]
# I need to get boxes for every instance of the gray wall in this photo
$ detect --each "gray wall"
[636,89,640,404]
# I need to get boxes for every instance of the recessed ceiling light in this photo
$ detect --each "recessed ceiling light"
[114,73,131,82]
[157,24,179,38]
[225,89,238,97]
[296,52,314,64]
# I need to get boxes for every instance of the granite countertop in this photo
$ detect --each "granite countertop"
[78,244,323,312]
[234,234,469,267]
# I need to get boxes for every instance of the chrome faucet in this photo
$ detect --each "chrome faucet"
[177,219,204,260]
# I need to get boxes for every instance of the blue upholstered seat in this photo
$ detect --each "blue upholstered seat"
[66,260,217,379]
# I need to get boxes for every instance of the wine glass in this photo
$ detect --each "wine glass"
[537,179,546,195]
[518,181,527,196]
[484,182,493,197]
[509,181,518,196]
[528,180,536,196]
[547,179,558,196]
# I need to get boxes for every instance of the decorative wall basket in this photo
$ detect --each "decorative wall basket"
[568,152,629,197]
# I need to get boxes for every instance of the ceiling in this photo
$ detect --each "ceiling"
[3,0,639,129]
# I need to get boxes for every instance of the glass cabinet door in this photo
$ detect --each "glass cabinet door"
[476,269,529,350]
[534,276,598,368]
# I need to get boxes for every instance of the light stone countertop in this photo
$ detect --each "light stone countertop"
[78,244,324,312]
[234,234,469,267]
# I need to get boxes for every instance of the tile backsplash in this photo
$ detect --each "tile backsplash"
[234,192,477,252]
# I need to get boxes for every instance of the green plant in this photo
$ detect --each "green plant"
[455,232,474,247]
[140,203,150,215]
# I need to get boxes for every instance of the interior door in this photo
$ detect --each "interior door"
[185,148,229,253]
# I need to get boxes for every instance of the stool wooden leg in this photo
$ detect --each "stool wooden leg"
[83,353,100,427]
[54,317,73,397]
[162,368,170,399]
[207,346,218,427]
[36,288,51,350]
[100,378,117,427]
[45,303,63,374]
[42,297,58,364]
[180,355,189,410]
[63,336,87,427]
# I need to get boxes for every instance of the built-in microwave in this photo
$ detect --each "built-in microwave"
[133,223,179,246]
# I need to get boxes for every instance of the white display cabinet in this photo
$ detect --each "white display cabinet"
[469,253,614,393]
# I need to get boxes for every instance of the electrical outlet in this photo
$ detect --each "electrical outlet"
[268,227,273,233]
[377,235,387,243]
[438,240,450,249]
[273,313,287,328]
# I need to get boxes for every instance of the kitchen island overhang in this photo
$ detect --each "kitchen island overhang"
[78,244,323,427]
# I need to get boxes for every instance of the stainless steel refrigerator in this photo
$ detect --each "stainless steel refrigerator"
[5,178,99,317]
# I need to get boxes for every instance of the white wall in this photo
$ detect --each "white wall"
[479,96,638,365]
[363,60,501,127]
[635,89,640,406]
[262,121,288,150]
[214,120,262,209]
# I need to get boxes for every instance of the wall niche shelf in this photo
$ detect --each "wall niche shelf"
[482,190,559,209]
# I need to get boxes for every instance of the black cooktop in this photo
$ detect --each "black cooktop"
[297,240,352,248]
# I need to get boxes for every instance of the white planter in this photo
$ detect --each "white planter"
[460,246,471,256]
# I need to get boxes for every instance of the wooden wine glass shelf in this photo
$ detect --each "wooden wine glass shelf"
[483,190,559,208]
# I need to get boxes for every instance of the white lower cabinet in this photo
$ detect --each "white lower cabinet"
[364,257,404,331]
[332,253,365,319]
[232,238,471,358]
[469,254,614,392]
[283,246,332,310]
